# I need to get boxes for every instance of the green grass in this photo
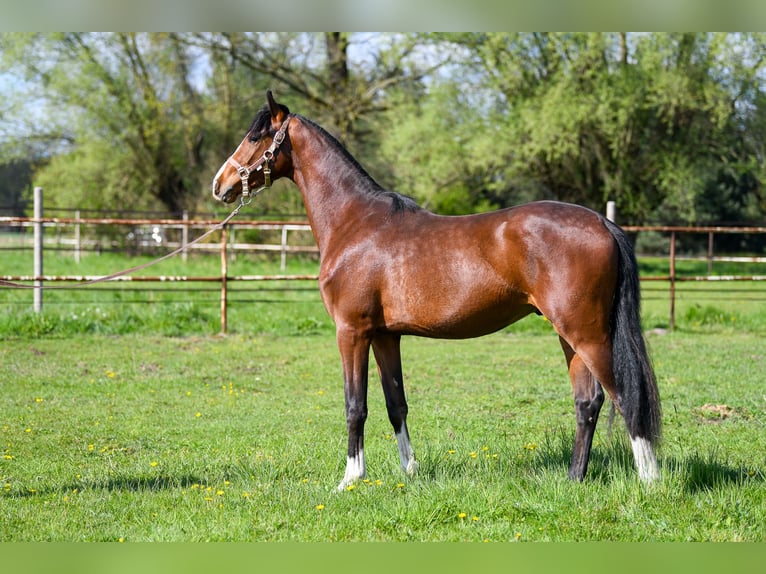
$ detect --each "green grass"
[1,332,764,541]
[2,247,766,540]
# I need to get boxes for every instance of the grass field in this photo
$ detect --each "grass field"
[1,249,766,541]
[1,331,764,541]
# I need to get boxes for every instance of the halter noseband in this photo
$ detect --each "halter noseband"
[227,115,291,198]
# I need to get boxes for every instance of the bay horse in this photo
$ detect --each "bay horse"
[213,91,661,489]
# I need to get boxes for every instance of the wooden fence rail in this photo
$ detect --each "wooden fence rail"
[2,191,765,332]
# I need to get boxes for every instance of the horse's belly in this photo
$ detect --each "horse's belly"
[384,287,534,339]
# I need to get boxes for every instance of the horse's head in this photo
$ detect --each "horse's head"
[212,90,293,203]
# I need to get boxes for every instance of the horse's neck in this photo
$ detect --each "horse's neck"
[290,122,382,253]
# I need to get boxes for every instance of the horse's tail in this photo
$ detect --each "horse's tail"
[603,218,662,448]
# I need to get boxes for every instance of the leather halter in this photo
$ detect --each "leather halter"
[226,115,291,198]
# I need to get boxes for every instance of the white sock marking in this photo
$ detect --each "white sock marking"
[337,450,365,491]
[395,427,418,477]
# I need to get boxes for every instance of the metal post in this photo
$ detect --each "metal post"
[220,225,228,334]
[707,231,714,276]
[669,231,676,331]
[33,187,43,313]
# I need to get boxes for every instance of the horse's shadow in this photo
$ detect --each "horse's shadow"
[534,426,762,492]
[10,473,205,499]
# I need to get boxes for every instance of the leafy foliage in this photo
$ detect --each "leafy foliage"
[1,33,766,225]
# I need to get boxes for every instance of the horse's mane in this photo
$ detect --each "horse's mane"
[247,104,290,141]
[247,105,420,214]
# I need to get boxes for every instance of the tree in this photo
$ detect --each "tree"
[0,159,32,217]
[1,33,217,214]
[382,33,766,224]
[0,33,445,216]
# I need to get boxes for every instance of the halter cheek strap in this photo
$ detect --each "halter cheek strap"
[227,116,291,198]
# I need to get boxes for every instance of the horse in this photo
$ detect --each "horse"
[212,91,661,489]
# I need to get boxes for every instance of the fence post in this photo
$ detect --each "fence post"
[606,200,616,222]
[33,187,43,313]
[669,231,676,331]
[220,225,228,334]
[74,209,81,264]
[182,210,189,262]
[707,231,714,275]
[281,225,288,271]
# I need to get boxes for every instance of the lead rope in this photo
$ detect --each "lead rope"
[0,198,249,290]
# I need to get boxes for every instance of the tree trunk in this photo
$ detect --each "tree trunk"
[325,32,352,143]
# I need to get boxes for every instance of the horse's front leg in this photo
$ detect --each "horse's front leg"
[337,327,371,491]
[372,334,418,478]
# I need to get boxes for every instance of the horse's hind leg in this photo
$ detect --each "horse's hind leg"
[372,334,418,477]
[560,337,605,481]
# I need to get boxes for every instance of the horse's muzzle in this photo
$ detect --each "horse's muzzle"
[212,179,234,203]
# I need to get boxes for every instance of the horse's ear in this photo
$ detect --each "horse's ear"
[266,90,283,121]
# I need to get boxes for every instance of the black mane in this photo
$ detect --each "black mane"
[245,105,420,214]
[247,103,290,141]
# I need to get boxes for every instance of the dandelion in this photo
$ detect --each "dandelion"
[216,490,225,496]
[150,461,158,467]
[374,479,383,487]
[242,492,251,499]
[316,504,325,511]
[458,512,467,519]
[346,484,356,491]
[482,446,489,452]
[469,451,478,459]
[25,428,32,433]
[472,516,479,522]
[515,532,522,541]
[88,444,95,452]
[396,483,405,489]
[195,412,202,418]
[447,449,456,455]
[34,397,43,403]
